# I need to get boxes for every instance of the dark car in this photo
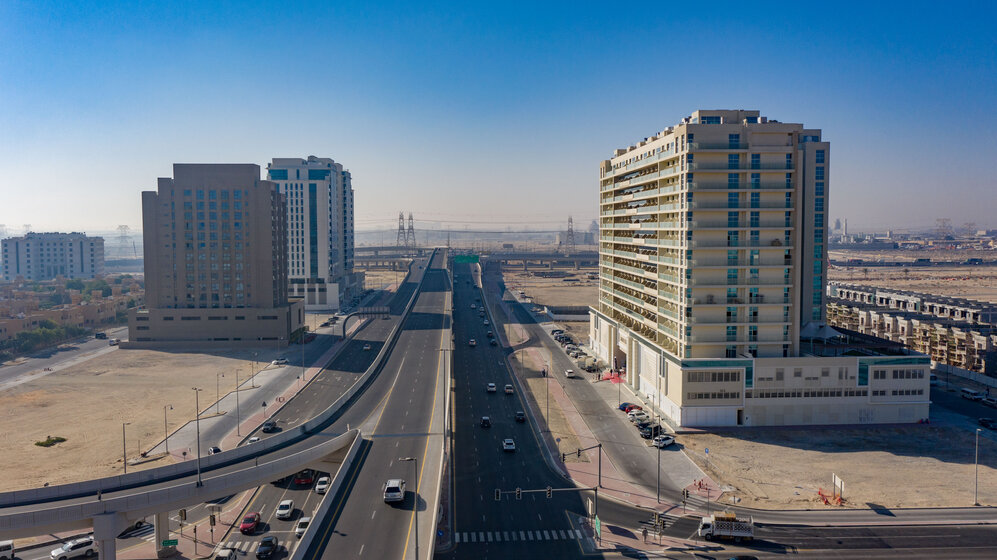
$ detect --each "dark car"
[618,402,634,411]
[979,418,997,429]
[515,411,526,423]
[261,420,278,433]
[480,416,491,428]
[256,536,279,559]
[490,339,498,346]
[635,420,653,430]
[639,425,662,439]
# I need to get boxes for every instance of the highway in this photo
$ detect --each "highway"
[303,250,450,560]
[435,262,602,560]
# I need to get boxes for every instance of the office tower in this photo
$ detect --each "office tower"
[1,232,104,281]
[591,110,929,427]
[128,164,303,346]
[267,156,361,311]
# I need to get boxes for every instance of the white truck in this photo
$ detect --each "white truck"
[698,512,753,542]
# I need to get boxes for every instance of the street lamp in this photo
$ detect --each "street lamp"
[192,387,203,486]
[976,428,982,506]
[399,456,419,560]
[215,373,224,414]
[163,404,173,454]
[121,422,131,474]
[235,368,242,436]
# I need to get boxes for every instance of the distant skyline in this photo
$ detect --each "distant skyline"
[2,1,995,234]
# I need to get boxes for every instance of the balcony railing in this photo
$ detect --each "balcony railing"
[690,162,794,171]
[689,141,749,150]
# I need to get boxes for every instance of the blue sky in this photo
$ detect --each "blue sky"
[1,1,995,235]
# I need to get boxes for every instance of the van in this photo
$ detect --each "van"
[961,388,984,401]
[0,540,13,560]
[982,397,997,409]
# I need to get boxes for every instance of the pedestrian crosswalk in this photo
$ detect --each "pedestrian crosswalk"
[453,528,585,543]
[215,539,298,555]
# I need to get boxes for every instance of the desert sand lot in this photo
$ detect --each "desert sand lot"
[500,268,599,308]
[359,265,410,291]
[0,347,274,492]
[830,249,997,303]
[680,424,997,508]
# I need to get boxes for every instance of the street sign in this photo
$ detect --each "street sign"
[161,539,178,547]
[705,447,709,455]
[455,255,479,263]
[595,515,601,536]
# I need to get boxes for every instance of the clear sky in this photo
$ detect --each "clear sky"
[1,1,995,235]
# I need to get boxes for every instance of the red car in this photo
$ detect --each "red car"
[240,512,261,534]
[293,469,315,486]
[624,404,642,413]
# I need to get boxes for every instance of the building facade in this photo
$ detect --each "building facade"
[266,156,361,311]
[128,164,303,347]
[2,232,105,281]
[590,110,929,427]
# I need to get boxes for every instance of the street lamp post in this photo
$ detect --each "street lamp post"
[192,387,203,486]
[400,456,418,560]
[163,405,173,454]
[975,428,982,506]
[656,438,661,504]
[122,422,131,474]
[215,373,224,414]
[235,368,242,436]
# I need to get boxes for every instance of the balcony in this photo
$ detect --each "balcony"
[689,201,793,210]
[689,334,791,344]
[688,181,792,191]
[689,278,791,287]
[689,141,749,150]
[690,162,794,171]
[689,239,789,248]
[689,259,793,268]
[690,220,793,230]
[602,148,679,180]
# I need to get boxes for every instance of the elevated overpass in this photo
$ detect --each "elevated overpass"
[0,250,442,559]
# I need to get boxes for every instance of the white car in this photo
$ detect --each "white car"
[295,516,311,538]
[315,476,331,494]
[483,319,489,325]
[275,499,294,520]
[652,435,675,448]
[502,438,516,452]
[469,339,477,347]
[247,437,261,444]
[50,537,96,560]
[272,358,289,365]
[487,383,497,393]
[470,304,477,310]
[564,369,575,378]
[504,384,514,394]
[363,343,372,351]
[383,479,406,503]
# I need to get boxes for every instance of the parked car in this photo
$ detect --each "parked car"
[983,397,997,408]
[240,512,261,534]
[272,358,288,365]
[624,404,642,413]
[480,416,491,428]
[629,412,650,424]
[653,435,676,448]
[383,479,406,503]
[565,369,576,378]
[515,411,526,423]
[208,446,222,455]
[315,476,331,494]
[49,537,96,560]
[295,517,311,538]
[639,424,662,439]
[979,418,997,430]
[618,402,635,411]
[275,500,294,520]
[255,536,279,559]
[551,329,564,335]
[502,438,516,452]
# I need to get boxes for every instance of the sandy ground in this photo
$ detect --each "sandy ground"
[358,265,410,291]
[679,424,997,509]
[500,268,599,308]
[0,347,278,491]
[830,249,997,303]
[509,350,586,463]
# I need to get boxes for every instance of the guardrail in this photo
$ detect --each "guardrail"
[0,250,437,510]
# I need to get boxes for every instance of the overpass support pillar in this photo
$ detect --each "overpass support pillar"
[92,512,124,560]
[154,510,176,558]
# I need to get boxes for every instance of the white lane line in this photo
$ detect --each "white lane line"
[359,544,365,555]
[543,530,551,540]
[371,510,376,519]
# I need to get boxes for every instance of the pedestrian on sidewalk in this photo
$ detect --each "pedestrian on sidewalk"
[642,527,648,543]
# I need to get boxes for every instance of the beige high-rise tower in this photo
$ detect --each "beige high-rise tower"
[590,110,929,427]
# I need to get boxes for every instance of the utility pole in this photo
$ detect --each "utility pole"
[192,387,203,486]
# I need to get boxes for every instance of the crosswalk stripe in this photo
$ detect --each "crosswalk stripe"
[478,531,484,542]
[519,530,526,541]
[454,533,460,543]
[487,532,493,542]
[527,530,535,541]
[575,529,583,539]
[559,529,568,539]
[543,530,550,539]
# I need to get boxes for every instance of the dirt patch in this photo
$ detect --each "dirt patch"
[358,265,411,292]
[510,351,586,463]
[830,249,997,303]
[501,269,599,309]
[680,426,997,509]
[0,347,276,491]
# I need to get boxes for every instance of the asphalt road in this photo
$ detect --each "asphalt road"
[0,326,128,390]
[434,262,604,560]
[303,250,450,560]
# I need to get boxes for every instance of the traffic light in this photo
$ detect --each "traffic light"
[560,452,566,462]
[683,489,689,500]
[494,489,501,501]
[576,449,581,458]
[653,512,660,526]
[546,486,552,499]
[515,487,522,500]
[209,514,216,527]
[179,508,186,522]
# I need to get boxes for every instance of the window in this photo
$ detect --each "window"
[751,154,760,169]
[728,154,740,169]
[815,166,825,180]
[816,150,825,163]
[728,173,739,187]
[702,116,721,124]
